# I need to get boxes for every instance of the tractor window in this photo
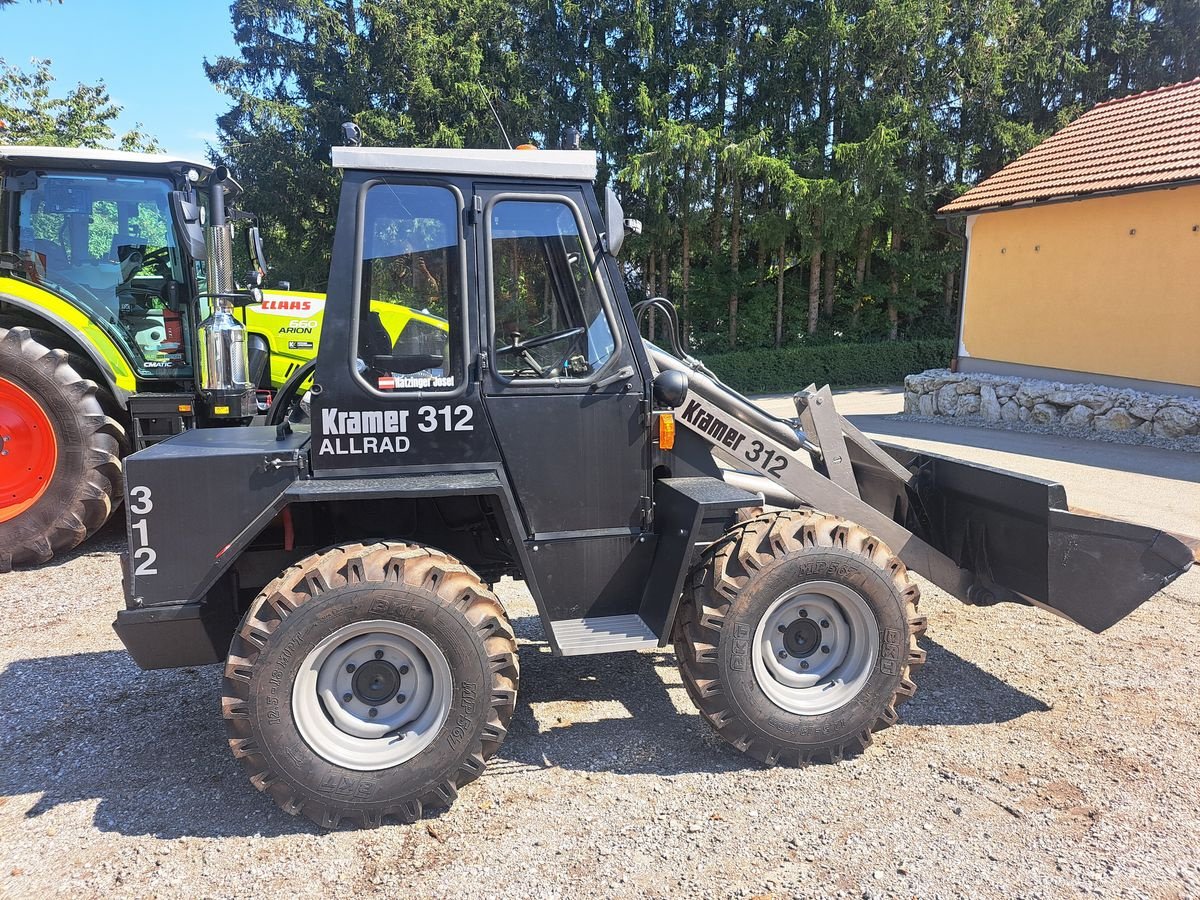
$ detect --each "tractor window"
[490,199,616,381]
[8,170,192,377]
[355,183,460,392]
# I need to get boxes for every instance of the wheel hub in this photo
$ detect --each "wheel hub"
[292,619,452,771]
[753,581,880,716]
[0,377,57,524]
[352,659,401,704]
[782,618,822,658]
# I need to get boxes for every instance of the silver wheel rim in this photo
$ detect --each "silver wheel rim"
[292,619,452,771]
[751,581,879,716]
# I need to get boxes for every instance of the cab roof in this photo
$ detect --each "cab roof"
[0,145,215,177]
[332,147,598,181]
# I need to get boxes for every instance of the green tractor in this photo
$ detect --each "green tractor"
[0,146,445,569]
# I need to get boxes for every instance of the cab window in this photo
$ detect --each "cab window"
[355,183,461,392]
[490,199,616,381]
[7,170,191,376]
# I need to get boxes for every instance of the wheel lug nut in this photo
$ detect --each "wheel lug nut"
[821,645,830,654]
[343,692,353,702]
[777,624,786,633]
[346,663,356,673]
[399,665,409,675]
[369,707,378,718]
[396,693,406,703]
[374,649,384,659]
[800,661,809,670]
[778,649,788,659]
[799,609,808,619]
[820,619,830,628]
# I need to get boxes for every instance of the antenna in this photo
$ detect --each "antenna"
[481,88,513,150]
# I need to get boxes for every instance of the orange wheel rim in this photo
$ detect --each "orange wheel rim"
[0,376,58,523]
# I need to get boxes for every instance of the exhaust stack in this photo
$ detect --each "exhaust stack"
[196,166,256,420]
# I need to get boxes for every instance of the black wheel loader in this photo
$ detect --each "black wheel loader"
[110,144,1196,829]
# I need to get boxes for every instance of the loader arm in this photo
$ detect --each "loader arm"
[647,343,1194,633]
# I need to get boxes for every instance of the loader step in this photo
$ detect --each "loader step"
[550,615,659,656]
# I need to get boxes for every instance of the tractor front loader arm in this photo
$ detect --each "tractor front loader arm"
[648,344,1194,633]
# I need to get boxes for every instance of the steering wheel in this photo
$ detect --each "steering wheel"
[120,246,171,283]
[496,327,586,377]
[140,247,172,275]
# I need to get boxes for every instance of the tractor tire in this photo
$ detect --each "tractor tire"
[222,542,519,829]
[673,509,927,766]
[0,326,125,571]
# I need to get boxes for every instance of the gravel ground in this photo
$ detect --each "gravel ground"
[2,514,1199,900]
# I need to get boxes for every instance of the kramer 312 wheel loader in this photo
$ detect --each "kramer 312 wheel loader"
[110,143,1195,829]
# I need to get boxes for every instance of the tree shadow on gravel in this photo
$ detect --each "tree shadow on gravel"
[0,650,321,839]
[497,617,1050,775]
[0,625,1046,837]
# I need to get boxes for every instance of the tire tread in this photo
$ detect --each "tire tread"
[0,326,126,570]
[220,541,519,828]
[673,509,927,765]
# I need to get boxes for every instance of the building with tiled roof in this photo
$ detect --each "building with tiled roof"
[938,78,1200,396]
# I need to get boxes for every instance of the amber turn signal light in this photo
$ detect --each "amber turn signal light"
[658,413,676,450]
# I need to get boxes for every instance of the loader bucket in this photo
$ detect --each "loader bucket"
[878,445,1195,633]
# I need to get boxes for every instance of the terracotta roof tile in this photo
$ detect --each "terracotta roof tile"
[939,78,1200,214]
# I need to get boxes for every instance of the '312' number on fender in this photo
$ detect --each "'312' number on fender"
[128,485,158,576]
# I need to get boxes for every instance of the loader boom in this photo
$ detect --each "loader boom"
[648,342,1194,632]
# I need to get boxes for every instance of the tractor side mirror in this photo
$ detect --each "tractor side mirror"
[246,225,269,275]
[653,369,689,409]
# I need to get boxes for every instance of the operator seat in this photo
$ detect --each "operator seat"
[30,237,69,272]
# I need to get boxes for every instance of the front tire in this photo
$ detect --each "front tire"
[674,510,926,765]
[221,542,519,828]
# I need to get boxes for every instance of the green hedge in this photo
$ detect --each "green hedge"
[700,339,955,394]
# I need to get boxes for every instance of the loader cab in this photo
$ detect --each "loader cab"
[306,147,675,648]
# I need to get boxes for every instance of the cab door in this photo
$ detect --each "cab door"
[477,185,652,621]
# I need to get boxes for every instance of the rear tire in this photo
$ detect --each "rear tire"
[674,509,926,765]
[0,326,125,571]
[222,542,519,829]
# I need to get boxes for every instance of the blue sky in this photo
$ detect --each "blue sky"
[0,0,240,160]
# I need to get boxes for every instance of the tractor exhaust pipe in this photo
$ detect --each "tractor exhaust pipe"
[196,166,255,419]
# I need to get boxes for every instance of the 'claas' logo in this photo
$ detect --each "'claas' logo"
[261,298,313,313]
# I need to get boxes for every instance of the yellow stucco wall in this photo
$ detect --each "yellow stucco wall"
[960,184,1200,388]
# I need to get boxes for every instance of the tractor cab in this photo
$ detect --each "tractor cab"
[1,148,223,381]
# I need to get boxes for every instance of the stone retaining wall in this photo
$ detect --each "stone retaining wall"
[903,369,1200,447]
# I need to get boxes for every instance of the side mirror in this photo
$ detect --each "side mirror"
[604,186,629,257]
[169,190,206,261]
[246,224,269,275]
[653,370,689,409]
